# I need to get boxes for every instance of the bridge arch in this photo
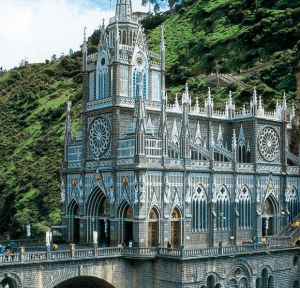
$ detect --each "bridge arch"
[0,272,21,288]
[53,276,115,288]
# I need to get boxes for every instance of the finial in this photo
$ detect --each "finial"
[175,94,179,109]
[102,18,105,29]
[283,92,287,109]
[83,27,87,42]
[195,97,199,112]
[292,102,295,118]
[183,82,189,104]
[253,86,257,105]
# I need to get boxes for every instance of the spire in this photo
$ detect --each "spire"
[217,125,223,147]
[283,92,287,109]
[232,129,237,152]
[171,118,179,145]
[174,94,180,110]
[181,83,191,159]
[159,90,168,157]
[238,124,245,145]
[205,87,214,116]
[160,24,165,68]
[134,81,147,155]
[183,82,190,105]
[160,24,166,96]
[116,0,132,21]
[227,90,235,119]
[82,27,87,70]
[64,100,72,162]
[195,121,202,146]
[99,19,107,47]
[251,86,258,115]
[194,97,200,113]
[115,19,120,61]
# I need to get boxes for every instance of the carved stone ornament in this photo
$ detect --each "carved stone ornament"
[258,127,280,162]
[89,117,111,157]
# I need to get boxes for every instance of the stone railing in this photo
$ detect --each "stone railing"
[0,242,297,265]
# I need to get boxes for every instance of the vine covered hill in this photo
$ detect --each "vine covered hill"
[0,0,299,237]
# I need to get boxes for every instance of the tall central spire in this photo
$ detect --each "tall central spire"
[116,0,132,20]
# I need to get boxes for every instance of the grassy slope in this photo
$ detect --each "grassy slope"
[0,57,82,236]
[0,0,299,236]
[146,0,300,108]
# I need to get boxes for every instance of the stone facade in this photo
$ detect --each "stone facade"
[61,0,300,250]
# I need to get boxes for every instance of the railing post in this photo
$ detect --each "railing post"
[70,243,75,258]
[93,243,98,257]
[180,245,184,258]
[20,246,25,262]
[46,243,51,260]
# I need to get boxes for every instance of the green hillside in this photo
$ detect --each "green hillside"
[0,0,299,237]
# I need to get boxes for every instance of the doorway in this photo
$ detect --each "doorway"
[122,204,133,246]
[148,208,159,247]
[262,195,276,236]
[171,207,181,248]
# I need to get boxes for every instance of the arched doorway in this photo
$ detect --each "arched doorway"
[262,195,277,236]
[120,202,133,246]
[86,187,110,245]
[68,200,80,243]
[0,277,17,288]
[171,207,181,248]
[148,207,159,247]
[54,276,115,288]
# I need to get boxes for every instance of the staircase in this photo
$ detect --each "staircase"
[205,73,247,88]
[270,213,300,245]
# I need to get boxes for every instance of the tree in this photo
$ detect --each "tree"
[142,0,182,11]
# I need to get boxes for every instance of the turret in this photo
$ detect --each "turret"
[116,0,132,21]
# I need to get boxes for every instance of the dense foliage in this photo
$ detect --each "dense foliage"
[0,0,299,237]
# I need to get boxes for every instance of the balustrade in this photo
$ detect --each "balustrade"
[0,240,296,265]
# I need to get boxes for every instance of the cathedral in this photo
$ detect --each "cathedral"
[60,0,300,253]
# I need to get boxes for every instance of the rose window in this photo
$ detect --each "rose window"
[258,127,279,162]
[89,117,110,157]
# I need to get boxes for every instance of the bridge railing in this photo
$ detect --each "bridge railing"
[0,241,298,265]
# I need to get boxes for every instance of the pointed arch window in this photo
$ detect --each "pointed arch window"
[237,186,252,229]
[216,186,230,230]
[287,186,299,221]
[192,185,207,232]
[132,70,147,100]
[96,54,109,100]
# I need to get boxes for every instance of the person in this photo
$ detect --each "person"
[5,248,11,261]
[167,241,171,249]
[53,244,58,251]
[128,240,133,248]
